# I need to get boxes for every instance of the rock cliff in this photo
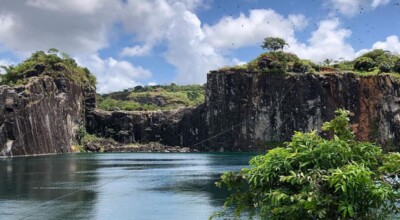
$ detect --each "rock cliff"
[3,70,400,155]
[87,71,400,151]
[86,105,208,150]
[0,76,95,156]
[205,71,400,151]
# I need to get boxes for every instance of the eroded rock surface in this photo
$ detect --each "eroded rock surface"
[0,76,94,156]
[206,71,400,151]
[87,71,400,151]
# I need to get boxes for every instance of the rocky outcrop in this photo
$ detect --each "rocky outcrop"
[4,70,400,155]
[86,105,209,151]
[0,76,94,156]
[87,71,400,152]
[205,71,400,151]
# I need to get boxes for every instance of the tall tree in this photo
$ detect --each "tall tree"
[261,37,287,51]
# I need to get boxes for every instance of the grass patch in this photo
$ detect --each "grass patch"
[98,84,205,111]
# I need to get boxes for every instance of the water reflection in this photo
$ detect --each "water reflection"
[0,153,256,220]
[0,154,98,219]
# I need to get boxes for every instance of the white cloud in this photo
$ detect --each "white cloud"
[371,0,391,7]
[202,9,354,63]
[328,0,391,16]
[119,0,207,57]
[356,35,400,56]
[203,9,306,49]
[288,18,355,62]
[164,2,235,84]
[288,14,308,31]
[76,55,151,93]
[0,59,14,74]
[370,35,400,54]
[120,44,152,57]
[25,0,104,14]
[0,1,120,55]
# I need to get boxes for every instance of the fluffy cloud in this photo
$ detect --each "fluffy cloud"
[328,0,391,16]
[288,19,355,62]
[164,3,235,84]
[119,0,206,55]
[203,9,354,63]
[120,44,153,57]
[203,9,307,49]
[25,0,104,14]
[0,1,120,55]
[356,35,400,56]
[76,55,151,93]
[370,35,400,54]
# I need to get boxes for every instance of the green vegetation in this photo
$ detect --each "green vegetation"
[0,50,96,87]
[262,37,288,51]
[76,126,101,151]
[213,109,400,220]
[219,37,400,77]
[97,84,205,111]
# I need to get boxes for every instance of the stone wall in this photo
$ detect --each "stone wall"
[205,71,400,151]
[86,105,209,150]
[0,76,94,156]
[5,71,400,155]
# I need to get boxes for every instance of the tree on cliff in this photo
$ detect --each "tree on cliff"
[212,109,400,220]
[261,37,287,51]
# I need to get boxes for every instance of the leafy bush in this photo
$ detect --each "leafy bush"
[214,109,400,220]
[354,57,375,71]
[292,60,311,73]
[379,61,393,73]
[394,60,400,73]
[76,126,101,150]
[333,60,354,71]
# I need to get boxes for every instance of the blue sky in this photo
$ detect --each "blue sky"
[0,0,399,93]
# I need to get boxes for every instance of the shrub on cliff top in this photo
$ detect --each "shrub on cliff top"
[261,37,288,51]
[213,109,400,220]
[0,50,96,87]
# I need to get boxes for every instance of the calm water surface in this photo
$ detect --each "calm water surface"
[0,153,256,220]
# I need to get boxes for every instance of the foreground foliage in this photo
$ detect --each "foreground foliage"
[0,49,96,87]
[213,109,400,219]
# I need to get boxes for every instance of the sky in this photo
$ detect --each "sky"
[0,0,399,93]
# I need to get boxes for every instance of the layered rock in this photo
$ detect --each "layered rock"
[205,71,400,151]
[0,76,94,156]
[3,70,400,155]
[88,71,400,151]
[86,105,208,150]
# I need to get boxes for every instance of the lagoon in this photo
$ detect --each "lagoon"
[0,153,256,220]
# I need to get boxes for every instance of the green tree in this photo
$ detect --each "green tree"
[261,37,287,51]
[323,58,333,67]
[394,60,400,73]
[213,109,400,220]
[47,48,59,54]
[354,57,375,71]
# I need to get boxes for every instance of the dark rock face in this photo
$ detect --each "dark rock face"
[86,105,209,151]
[205,71,400,151]
[4,71,400,155]
[87,71,400,151]
[0,76,94,156]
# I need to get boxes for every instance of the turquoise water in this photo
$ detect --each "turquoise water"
[0,153,256,220]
